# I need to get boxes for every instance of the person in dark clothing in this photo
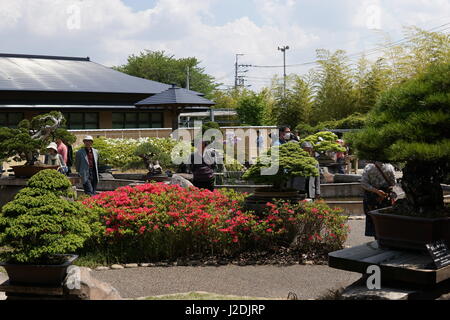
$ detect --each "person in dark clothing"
[66,143,74,174]
[190,140,220,191]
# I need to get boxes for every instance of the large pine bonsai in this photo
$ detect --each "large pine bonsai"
[0,111,74,165]
[346,62,450,217]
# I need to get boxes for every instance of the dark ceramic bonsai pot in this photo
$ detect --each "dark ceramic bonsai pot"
[370,207,450,251]
[0,254,78,286]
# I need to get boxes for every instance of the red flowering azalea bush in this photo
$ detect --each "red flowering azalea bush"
[259,200,350,254]
[81,183,260,262]
[80,183,349,263]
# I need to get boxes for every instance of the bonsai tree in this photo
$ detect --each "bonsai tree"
[0,111,74,165]
[123,142,172,174]
[301,131,346,154]
[243,142,319,190]
[345,62,450,217]
[0,169,91,264]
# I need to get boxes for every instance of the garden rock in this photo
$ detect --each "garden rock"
[125,264,139,268]
[170,174,194,189]
[95,267,110,271]
[64,266,121,300]
[111,264,124,270]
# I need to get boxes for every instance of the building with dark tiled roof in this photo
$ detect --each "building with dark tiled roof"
[0,53,212,129]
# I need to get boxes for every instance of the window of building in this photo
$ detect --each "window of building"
[62,112,99,129]
[0,112,24,128]
[112,112,163,129]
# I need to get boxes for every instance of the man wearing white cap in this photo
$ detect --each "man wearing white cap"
[75,136,99,196]
[44,142,68,174]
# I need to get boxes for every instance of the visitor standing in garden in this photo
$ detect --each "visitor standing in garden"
[361,161,396,237]
[273,126,292,146]
[44,142,68,174]
[335,139,347,174]
[190,139,220,192]
[256,130,265,156]
[55,138,68,166]
[299,141,321,200]
[75,135,99,196]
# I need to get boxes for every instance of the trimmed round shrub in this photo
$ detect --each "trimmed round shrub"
[0,170,91,264]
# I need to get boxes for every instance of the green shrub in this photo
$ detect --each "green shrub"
[82,137,179,170]
[0,170,91,264]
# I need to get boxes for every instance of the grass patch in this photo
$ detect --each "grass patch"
[142,292,277,300]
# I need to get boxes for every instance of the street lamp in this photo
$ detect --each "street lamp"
[278,45,290,96]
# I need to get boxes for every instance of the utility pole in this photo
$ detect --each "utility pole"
[235,53,252,89]
[278,45,290,96]
[186,66,190,90]
[235,54,244,89]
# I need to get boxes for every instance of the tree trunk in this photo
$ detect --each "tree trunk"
[401,161,444,215]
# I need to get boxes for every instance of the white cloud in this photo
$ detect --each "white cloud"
[0,0,448,90]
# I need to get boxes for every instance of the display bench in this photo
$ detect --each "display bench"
[328,241,450,299]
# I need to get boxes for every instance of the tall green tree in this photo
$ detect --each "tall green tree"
[271,75,313,129]
[114,50,218,97]
[311,49,357,124]
[236,90,267,126]
[354,57,391,113]
[382,27,450,84]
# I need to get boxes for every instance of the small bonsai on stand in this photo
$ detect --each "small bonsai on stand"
[243,142,319,191]
[123,142,172,180]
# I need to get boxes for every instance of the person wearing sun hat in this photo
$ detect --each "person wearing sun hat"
[44,142,68,174]
[75,135,100,196]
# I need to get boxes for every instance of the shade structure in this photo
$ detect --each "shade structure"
[135,84,215,130]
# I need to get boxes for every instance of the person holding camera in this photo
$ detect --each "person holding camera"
[361,161,396,237]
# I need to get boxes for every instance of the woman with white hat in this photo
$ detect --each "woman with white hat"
[44,142,68,174]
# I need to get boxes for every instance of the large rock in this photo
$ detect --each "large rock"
[63,266,121,300]
[170,174,194,188]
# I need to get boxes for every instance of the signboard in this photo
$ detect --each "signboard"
[426,241,450,269]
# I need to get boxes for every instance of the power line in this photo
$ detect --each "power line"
[247,22,450,69]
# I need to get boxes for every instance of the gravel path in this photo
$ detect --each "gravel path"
[93,219,373,299]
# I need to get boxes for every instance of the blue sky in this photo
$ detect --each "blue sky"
[0,0,449,90]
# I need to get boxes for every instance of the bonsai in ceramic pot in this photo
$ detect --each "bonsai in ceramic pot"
[346,62,450,250]
[0,111,75,178]
[0,170,91,286]
[242,141,319,214]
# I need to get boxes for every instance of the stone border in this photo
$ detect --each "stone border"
[94,259,329,271]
